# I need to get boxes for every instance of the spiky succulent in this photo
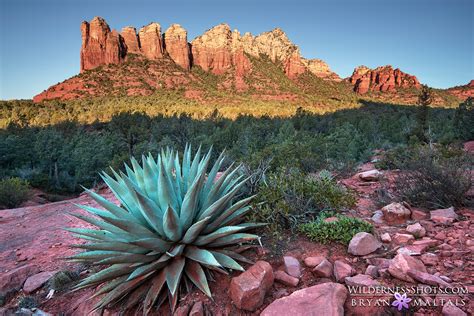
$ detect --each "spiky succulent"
[66,145,261,313]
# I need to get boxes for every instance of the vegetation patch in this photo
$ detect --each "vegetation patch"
[0,177,31,209]
[299,211,373,244]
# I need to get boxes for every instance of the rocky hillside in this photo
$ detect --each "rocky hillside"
[447,80,474,99]
[32,17,438,104]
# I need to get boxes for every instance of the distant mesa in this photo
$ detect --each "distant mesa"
[446,80,474,99]
[34,16,428,103]
[347,65,421,94]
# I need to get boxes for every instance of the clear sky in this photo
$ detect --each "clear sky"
[0,0,472,100]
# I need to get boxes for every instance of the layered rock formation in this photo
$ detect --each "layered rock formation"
[348,65,421,94]
[164,24,191,70]
[302,58,341,81]
[80,17,126,72]
[79,17,340,81]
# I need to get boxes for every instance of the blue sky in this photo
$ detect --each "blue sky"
[0,0,472,100]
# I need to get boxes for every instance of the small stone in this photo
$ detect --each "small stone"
[406,270,452,288]
[0,264,40,293]
[348,232,381,256]
[333,260,355,282]
[430,207,458,224]
[189,301,204,316]
[357,170,382,181]
[303,256,325,268]
[411,209,428,220]
[371,210,384,224]
[388,253,427,283]
[421,253,439,266]
[393,233,415,245]
[382,202,411,224]
[406,222,426,238]
[23,271,57,294]
[312,259,333,278]
[442,304,467,316]
[274,270,299,287]
[283,256,301,278]
[345,274,381,287]
[365,265,379,278]
[380,233,391,243]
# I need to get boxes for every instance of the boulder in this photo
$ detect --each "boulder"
[381,202,411,224]
[333,260,355,282]
[357,170,382,182]
[388,253,427,282]
[23,271,56,294]
[348,232,381,256]
[406,222,426,238]
[260,282,347,316]
[430,207,458,224]
[312,259,333,278]
[0,264,40,293]
[283,256,301,278]
[229,260,274,311]
[274,270,299,287]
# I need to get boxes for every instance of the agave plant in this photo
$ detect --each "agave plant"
[66,145,261,313]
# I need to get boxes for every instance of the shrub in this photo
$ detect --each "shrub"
[395,146,472,209]
[0,177,31,209]
[251,169,356,234]
[17,296,39,309]
[299,211,373,244]
[67,146,260,313]
[48,270,80,291]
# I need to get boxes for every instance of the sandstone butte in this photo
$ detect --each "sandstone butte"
[34,16,427,102]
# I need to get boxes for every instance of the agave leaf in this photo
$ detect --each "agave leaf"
[157,160,175,212]
[187,145,202,187]
[66,250,124,262]
[130,156,146,190]
[184,260,212,297]
[198,178,248,221]
[166,244,185,257]
[142,156,159,201]
[68,213,134,239]
[201,150,225,200]
[179,169,205,230]
[165,257,185,295]
[71,241,147,254]
[210,251,244,271]
[93,254,158,265]
[124,282,150,310]
[93,272,152,310]
[126,259,167,282]
[204,196,255,233]
[64,228,119,242]
[143,271,166,314]
[89,276,128,299]
[215,249,255,264]
[74,264,136,290]
[219,204,255,227]
[163,206,182,242]
[135,191,165,236]
[184,246,221,267]
[235,223,268,230]
[182,144,192,191]
[200,162,235,210]
[81,187,138,223]
[194,226,246,246]
[131,237,172,253]
[180,216,211,244]
[98,213,157,239]
[208,233,259,247]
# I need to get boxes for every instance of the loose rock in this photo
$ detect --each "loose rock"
[381,202,411,224]
[274,270,299,287]
[333,260,355,282]
[312,259,333,278]
[348,232,381,256]
[406,222,426,238]
[388,253,427,283]
[23,271,57,294]
[0,264,40,293]
[430,207,458,224]
[283,256,301,278]
[261,282,348,316]
[229,260,274,311]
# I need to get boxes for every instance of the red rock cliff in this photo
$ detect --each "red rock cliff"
[348,65,421,94]
[164,24,191,70]
[80,17,126,72]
